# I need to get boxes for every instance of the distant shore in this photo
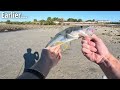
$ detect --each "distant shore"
[0,24,67,32]
[0,24,120,32]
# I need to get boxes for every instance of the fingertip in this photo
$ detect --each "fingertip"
[82,48,86,53]
[55,44,61,48]
[58,44,61,48]
[81,40,88,44]
[91,34,100,41]
[91,34,96,38]
[59,53,62,60]
[92,34,96,37]
[89,41,95,46]
[82,43,90,49]
[82,36,88,40]
[90,46,97,52]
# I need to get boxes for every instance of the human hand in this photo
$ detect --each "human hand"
[81,34,111,64]
[40,45,62,68]
[31,45,62,77]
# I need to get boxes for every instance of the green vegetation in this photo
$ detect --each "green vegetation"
[45,17,55,25]
[3,17,120,25]
[106,22,120,24]
[6,20,11,24]
[4,17,89,25]
[5,17,61,25]
[86,19,95,22]
[5,20,33,25]
[33,19,37,22]
[77,19,82,22]
[67,18,77,22]
[67,18,83,22]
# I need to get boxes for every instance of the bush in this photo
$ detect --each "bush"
[6,20,11,24]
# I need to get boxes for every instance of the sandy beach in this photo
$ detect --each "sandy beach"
[0,25,120,79]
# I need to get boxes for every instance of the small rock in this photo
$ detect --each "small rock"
[117,55,120,59]
[57,70,60,71]
[117,41,120,43]
[4,30,8,32]
[102,33,105,35]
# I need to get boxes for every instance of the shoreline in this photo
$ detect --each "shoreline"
[0,24,120,33]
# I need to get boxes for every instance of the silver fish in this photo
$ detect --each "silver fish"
[45,26,94,48]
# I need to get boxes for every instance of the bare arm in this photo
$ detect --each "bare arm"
[81,34,120,79]
[98,54,120,79]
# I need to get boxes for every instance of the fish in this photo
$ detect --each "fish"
[45,26,95,48]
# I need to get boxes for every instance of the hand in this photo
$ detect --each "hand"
[40,45,62,68]
[81,34,111,64]
[31,45,62,77]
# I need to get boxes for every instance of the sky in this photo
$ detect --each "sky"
[0,11,120,22]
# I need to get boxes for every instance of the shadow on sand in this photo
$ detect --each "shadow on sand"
[23,48,39,72]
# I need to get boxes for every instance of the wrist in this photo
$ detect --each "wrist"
[97,53,120,79]
[31,59,52,78]
[97,53,113,64]
[97,53,114,67]
[105,53,113,60]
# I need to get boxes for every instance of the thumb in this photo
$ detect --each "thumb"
[91,34,100,42]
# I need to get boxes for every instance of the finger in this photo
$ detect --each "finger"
[82,48,92,54]
[91,34,100,42]
[85,52,96,61]
[83,36,92,45]
[56,48,61,56]
[82,36,96,47]
[86,53,103,63]
[56,48,62,59]
[50,45,60,53]
[51,45,60,50]
[81,40,88,44]
[59,52,62,60]
[82,43,97,52]
[57,52,62,60]
[79,31,88,38]
[82,36,90,40]
[81,39,95,47]
[54,45,61,54]
[89,46,97,52]
[89,41,96,47]
[82,43,90,49]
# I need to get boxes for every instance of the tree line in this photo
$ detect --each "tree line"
[3,17,120,25]
[4,17,97,25]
